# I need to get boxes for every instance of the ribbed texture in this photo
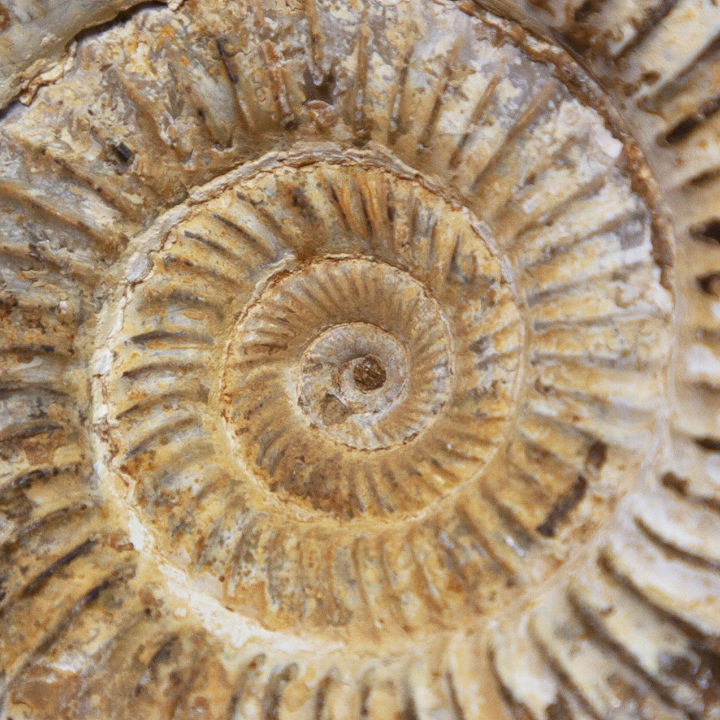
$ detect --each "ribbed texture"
[0,0,717,717]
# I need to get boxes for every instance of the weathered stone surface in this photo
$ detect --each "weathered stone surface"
[0,0,184,110]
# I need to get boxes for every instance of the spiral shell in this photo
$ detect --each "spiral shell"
[0,0,718,717]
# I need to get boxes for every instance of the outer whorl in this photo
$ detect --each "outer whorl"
[0,0,717,718]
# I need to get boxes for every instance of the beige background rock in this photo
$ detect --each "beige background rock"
[0,0,181,109]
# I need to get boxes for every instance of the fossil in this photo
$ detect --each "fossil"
[0,0,718,718]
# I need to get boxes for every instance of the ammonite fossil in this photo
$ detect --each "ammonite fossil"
[0,0,719,717]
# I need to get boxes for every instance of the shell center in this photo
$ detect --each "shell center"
[298,321,410,440]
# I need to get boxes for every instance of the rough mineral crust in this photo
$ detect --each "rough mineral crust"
[0,0,182,108]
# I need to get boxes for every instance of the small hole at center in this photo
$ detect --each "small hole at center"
[353,355,386,392]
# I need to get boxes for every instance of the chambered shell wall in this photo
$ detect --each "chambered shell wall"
[0,0,718,718]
